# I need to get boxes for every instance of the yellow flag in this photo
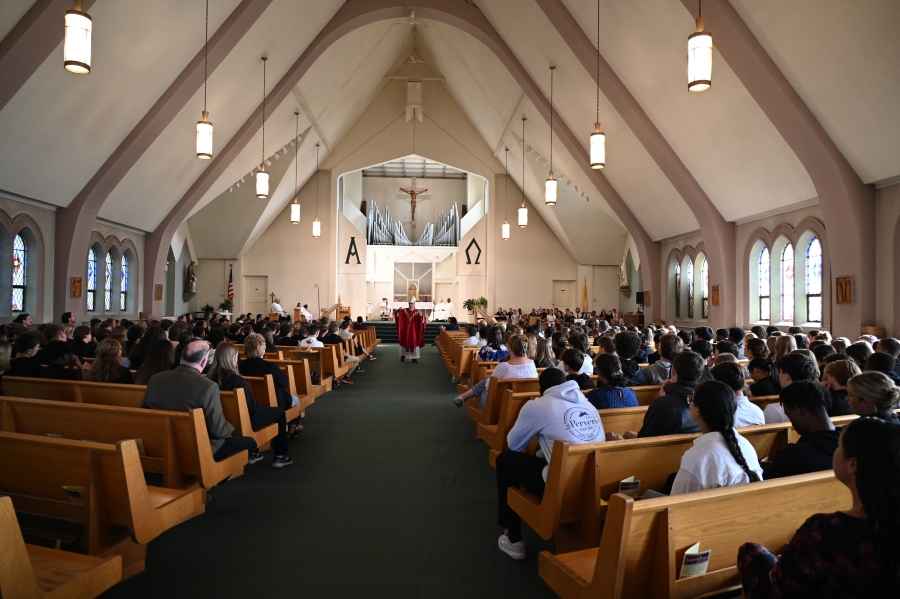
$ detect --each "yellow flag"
[582,279,589,313]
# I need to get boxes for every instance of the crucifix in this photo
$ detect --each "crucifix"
[399,177,428,224]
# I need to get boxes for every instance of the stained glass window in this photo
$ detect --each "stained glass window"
[686,260,694,319]
[759,246,770,322]
[701,259,709,319]
[674,263,681,318]
[104,253,112,312]
[120,255,129,311]
[781,243,794,323]
[87,248,97,311]
[11,235,26,312]
[806,237,822,323]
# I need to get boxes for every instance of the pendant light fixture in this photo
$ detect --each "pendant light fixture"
[256,56,269,199]
[502,146,510,241]
[290,111,301,224]
[312,142,321,238]
[590,1,606,169]
[687,0,713,92]
[196,0,213,159]
[518,116,528,228]
[545,65,557,206]
[64,0,92,74]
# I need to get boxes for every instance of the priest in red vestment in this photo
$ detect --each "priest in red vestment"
[395,301,426,362]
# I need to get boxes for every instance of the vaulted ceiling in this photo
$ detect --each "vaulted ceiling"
[1,0,897,264]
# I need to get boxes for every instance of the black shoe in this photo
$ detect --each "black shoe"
[412,359,418,363]
[401,356,405,361]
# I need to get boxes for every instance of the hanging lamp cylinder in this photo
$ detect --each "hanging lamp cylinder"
[518,206,528,228]
[590,122,605,169]
[196,111,213,159]
[64,7,92,74]
[502,220,510,240]
[687,17,712,92]
[256,164,269,199]
[290,199,300,224]
[545,171,557,206]
[312,216,321,238]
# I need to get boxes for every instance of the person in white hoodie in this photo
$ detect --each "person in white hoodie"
[495,368,604,560]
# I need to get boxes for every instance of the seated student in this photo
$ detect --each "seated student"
[495,368,603,560]
[745,337,769,362]
[9,331,43,377]
[321,321,361,379]
[478,327,509,362]
[586,354,638,410]
[638,352,704,438]
[711,362,764,427]
[728,327,747,358]
[715,340,740,361]
[865,352,900,385]
[299,324,324,348]
[127,326,166,370]
[614,331,647,386]
[811,343,836,380]
[689,339,714,382]
[559,349,594,390]
[765,353,818,424]
[846,372,900,423]
[670,380,762,495]
[240,333,304,406]
[133,338,175,385]
[34,325,68,365]
[874,337,900,378]
[594,334,616,358]
[209,342,295,466]
[738,417,900,598]
[86,339,133,384]
[714,328,728,343]
[762,381,840,480]
[453,335,536,408]
[821,359,860,416]
[461,325,480,347]
[845,341,873,369]
[39,341,83,381]
[338,320,374,361]
[443,317,461,332]
[566,333,595,374]
[643,334,683,385]
[748,357,781,397]
[533,338,558,368]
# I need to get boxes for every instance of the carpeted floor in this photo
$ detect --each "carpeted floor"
[100,344,556,598]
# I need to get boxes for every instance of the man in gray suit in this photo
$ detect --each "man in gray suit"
[141,339,260,463]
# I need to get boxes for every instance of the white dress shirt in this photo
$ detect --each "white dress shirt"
[463,335,480,346]
[733,394,766,427]
[763,403,789,424]
[299,306,313,320]
[299,337,324,348]
[670,430,763,495]
[270,302,287,316]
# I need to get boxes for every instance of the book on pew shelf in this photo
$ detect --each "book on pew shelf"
[679,543,712,579]
[63,486,86,506]
[641,489,668,500]
[618,476,641,497]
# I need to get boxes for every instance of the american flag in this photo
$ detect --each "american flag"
[227,266,234,301]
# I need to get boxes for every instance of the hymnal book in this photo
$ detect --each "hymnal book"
[618,476,641,497]
[679,542,712,579]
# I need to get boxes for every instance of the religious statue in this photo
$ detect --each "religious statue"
[406,281,419,302]
[184,261,198,294]
[618,265,629,289]
[399,177,428,224]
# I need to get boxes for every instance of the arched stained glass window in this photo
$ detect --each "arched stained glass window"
[674,263,681,318]
[120,255,129,311]
[686,260,694,319]
[759,246,770,322]
[701,259,709,319]
[87,248,97,311]
[781,243,794,323]
[104,253,112,312]
[11,235,26,311]
[806,237,822,323]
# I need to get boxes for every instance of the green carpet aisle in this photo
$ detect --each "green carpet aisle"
[100,345,556,598]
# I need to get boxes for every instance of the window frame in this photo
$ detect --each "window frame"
[780,243,795,324]
[700,258,709,319]
[758,245,770,323]
[805,237,822,324]
[11,234,26,312]
[674,262,681,319]
[87,247,97,312]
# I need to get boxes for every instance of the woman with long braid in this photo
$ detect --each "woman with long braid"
[670,380,762,495]
[738,417,900,597]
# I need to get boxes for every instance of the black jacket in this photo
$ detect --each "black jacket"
[827,389,854,417]
[620,358,647,387]
[8,356,42,378]
[238,357,291,410]
[216,370,261,417]
[763,429,841,480]
[567,373,595,390]
[39,364,81,381]
[638,381,701,438]
[750,376,781,397]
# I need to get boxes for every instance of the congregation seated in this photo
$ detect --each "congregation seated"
[321,321,360,381]
[134,338,175,385]
[39,340,83,380]
[339,319,374,360]
[9,331,42,377]
[239,333,301,407]
[642,333,682,384]
[846,371,900,423]
[128,326,167,370]
[614,331,646,386]
[738,417,900,597]
[764,353,819,423]
[142,339,261,463]
[821,359,859,415]
[495,368,603,560]
[87,338,133,384]
[34,324,67,364]
[585,354,638,410]
[208,342,294,467]
[763,381,840,480]
[453,334,536,408]
[670,380,762,495]
[711,361,764,427]
[638,351,703,438]
[748,357,781,396]
[478,327,508,362]
[559,349,594,390]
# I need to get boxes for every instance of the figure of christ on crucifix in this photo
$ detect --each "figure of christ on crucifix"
[399,177,428,224]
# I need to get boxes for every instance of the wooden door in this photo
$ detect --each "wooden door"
[244,276,268,316]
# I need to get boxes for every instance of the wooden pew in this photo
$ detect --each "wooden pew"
[0,496,122,599]
[539,471,850,599]
[466,377,541,426]
[0,397,247,490]
[320,344,351,381]
[290,348,334,394]
[507,426,790,553]
[242,373,303,422]
[478,390,540,462]
[0,434,205,579]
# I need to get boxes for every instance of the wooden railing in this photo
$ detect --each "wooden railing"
[473,306,495,326]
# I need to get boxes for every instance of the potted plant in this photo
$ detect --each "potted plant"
[200,303,216,320]
[462,299,477,315]
[218,299,234,313]
[477,296,488,311]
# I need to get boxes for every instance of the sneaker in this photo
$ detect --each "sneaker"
[271,456,293,468]
[248,451,264,465]
[341,376,354,385]
[498,534,526,560]
[451,376,459,384]
[368,355,377,361]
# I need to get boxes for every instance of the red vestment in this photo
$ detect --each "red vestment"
[395,308,426,348]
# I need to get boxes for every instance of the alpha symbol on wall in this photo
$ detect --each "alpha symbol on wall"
[345,237,361,265]
[465,238,481,265]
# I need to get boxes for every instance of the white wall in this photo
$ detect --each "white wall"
[0,194,55,323]
[876,181,900,336]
